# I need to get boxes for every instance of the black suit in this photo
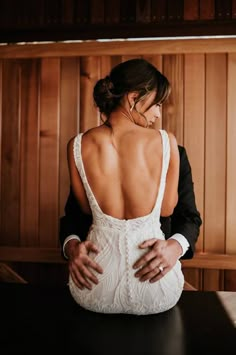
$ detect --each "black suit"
[60,145,202,259]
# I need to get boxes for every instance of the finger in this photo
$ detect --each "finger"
[72,266,93,290]
[135,260,161,279]
[70,271,84,290]
[73,255,103,287]
[80,264,100,285]
[133,250,157,270]
[139,267,162,282]
[87,258,103,274]
[138,238,157,249]
[85,241,99,254]
[149,267,169,283]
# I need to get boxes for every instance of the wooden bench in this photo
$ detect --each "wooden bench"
[0,247,235,290]
[0,247,235,269]
[0,262,27,283]
[181,252,236,270]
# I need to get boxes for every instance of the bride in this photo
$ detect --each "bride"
[67,58,184,315]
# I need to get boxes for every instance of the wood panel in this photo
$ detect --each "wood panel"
[80,56,101,131]
[226,53,236,254]
[182,253,236,270]
[184,53,205,289]
[20,60,40,246]
[100,56,112,77]
[162,54,184,144]
[1,60,21,245]
[204,54,227,290]
[0,262,27,283]
[0,60,2,230]
[1,38,236,59]
[59,58,80,218]
[39,58,60,247]
[184,54,205,250]
[225,53,236,290]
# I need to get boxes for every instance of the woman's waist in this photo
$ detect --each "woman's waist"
[91,216,162,233]
[87,224,165,248]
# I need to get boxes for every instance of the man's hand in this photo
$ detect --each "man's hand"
[133,238,182,283]
[66,239,103,290]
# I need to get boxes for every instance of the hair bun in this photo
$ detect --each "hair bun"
[103,76,114,94]
[93,76,118,116]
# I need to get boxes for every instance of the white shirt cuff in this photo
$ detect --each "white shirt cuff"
[63,235,81,259]
[169,233,190,258]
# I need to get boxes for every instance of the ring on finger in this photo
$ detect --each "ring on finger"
[158,265,164,273]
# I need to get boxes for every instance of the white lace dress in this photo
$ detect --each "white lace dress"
[68,130,184,315]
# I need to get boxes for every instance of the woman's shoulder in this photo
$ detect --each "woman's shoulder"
[143,128,163,143]
[67,127,102,145]
[79,126,108,155]
[159,129,178,146]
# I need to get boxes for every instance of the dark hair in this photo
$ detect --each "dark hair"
[93,58,171,118]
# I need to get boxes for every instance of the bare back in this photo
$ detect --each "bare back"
[68,124,179,220]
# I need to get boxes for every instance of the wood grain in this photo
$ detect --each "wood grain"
[204,53,227,290]
[39,58,60,247]
[59,58,80,218]
[20,60,40,246]
[1,60,20,245]
[1,38,236,59]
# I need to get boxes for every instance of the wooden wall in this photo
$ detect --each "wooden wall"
[0,38,236,289]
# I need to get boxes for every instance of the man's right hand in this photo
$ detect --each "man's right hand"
[65,239,103,290]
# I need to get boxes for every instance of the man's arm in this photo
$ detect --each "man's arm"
[133,145,202,283]
[161,145,202,259]
[59,187,102,289]
[59,187,92,256]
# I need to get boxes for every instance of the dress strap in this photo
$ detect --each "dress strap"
[73,133,95,204]
[152,129,170,212]
[73,133,84,180]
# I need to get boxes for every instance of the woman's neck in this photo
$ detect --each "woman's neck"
[106,107,137,128]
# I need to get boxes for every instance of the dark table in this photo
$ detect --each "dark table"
[0,282,235,355]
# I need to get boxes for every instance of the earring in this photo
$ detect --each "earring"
[130,102,135,112]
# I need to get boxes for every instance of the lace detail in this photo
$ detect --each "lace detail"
[69,129,184,315]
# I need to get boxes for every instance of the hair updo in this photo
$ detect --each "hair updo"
[93,76,121,117]
[93,58,171,118]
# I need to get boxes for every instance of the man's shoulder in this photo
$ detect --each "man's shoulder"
[178,145,187,157]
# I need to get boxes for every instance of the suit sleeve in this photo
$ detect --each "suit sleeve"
[161,146,202,259]
[59,186,92,248]
[171,146,202,258]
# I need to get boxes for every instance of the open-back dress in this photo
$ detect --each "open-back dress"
[68,129,184,315]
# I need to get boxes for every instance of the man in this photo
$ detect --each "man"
[60,145,202,290]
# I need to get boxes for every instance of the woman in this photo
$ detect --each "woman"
[67,58,184,315]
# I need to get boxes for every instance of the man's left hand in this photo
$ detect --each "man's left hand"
[133,238,182,283]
